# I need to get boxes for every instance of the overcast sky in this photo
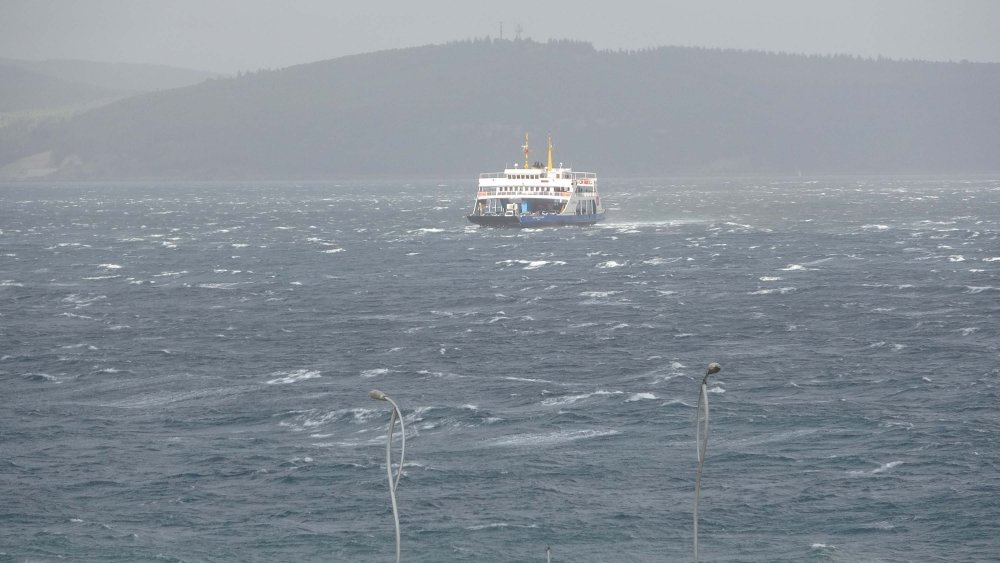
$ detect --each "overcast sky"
[2,0,999,73]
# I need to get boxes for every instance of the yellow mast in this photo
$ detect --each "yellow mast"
[522,133,530,169]
[547,134,553,171]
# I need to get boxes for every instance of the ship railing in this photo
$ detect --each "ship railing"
[479,171,595,180]
[479,178,573,187]
[477,188,573,197]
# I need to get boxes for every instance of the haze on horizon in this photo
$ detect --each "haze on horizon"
[2,0,999,73]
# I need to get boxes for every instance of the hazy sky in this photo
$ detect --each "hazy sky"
[2,0,999,72]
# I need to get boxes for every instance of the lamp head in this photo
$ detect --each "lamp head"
[368,389,387,401]
[702,362,722,385]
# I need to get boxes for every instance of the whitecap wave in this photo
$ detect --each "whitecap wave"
[872,460,903,473]
[848,460,903,476]
[966,286,998,294]
[282,407,381,431]
[197,282,242,290]
[660,399,695,408]
[749,287,796,295]
[361,368,390,378]
[495,259,565,270]
[642,257,682,265]
[24,373,60,383]
[266,369,321,385]
[464,522,538,531]
[579,290,621,298]
[502,376,555,384]
[810,543,832,549]
[488,429,620,448]
[62,294,107,307]
[541,390,623,406]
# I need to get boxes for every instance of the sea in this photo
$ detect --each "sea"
[2,177,998,562]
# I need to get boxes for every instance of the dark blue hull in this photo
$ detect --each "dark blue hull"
[468,213,605,227]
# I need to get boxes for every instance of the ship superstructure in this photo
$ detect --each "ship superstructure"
[467,134,605,227]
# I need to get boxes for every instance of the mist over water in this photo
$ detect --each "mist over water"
[2,177,999,561]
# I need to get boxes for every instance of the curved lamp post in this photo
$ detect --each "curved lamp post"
[693,362,721,563]
[369,389,406,563]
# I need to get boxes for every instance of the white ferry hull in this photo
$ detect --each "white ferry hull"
[467,212,605,227]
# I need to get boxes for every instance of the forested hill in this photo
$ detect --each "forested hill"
[2,39,998,180]
[0,58,218,94]
[0,65,120,113]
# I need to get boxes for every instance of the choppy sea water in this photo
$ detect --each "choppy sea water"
[2,177,999,562]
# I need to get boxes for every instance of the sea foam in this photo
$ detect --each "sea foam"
[488,429,620,448]
[266,369,321,385]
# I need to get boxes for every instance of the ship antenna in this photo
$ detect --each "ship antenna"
[369,389,406,563]
[522,133,530,169]
[693,362,722,563]
[547,134,553,171]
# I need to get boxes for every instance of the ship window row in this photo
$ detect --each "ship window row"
[493,186,571,194]
[504,174,574,180]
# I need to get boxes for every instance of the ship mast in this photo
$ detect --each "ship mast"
[522,133,530,169]
[547,134,553,171]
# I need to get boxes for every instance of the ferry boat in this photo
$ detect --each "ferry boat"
[467,134,605,227]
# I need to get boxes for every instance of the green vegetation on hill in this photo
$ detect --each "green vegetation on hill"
[2,40,998,180]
